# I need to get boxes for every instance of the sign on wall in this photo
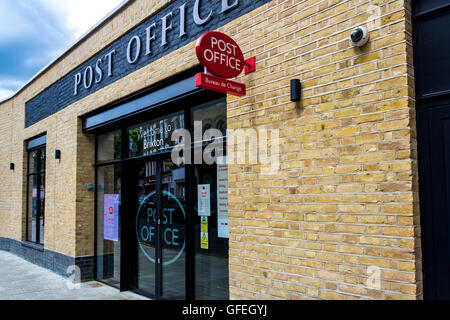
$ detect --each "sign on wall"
[195,31,249,96]
[196,31,245,78]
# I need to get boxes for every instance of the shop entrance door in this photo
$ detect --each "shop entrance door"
[129,157,186,299]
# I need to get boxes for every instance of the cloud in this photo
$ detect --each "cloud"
[0,78,24,101]
[0,0,123,101]
[0,88,15,100]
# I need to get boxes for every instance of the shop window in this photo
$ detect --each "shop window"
[96,164,121,288]
[128,111,184,158]
[92,93,228,299]
[97,130,121,164]
[26,136,46,245]
[414,0,449,16]
[192,99,227,140]
[192,98,229,300]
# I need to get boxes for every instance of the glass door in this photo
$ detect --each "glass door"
[134,160,158,296]
[133,158,186,299]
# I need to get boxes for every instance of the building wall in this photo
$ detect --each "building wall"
[0,99,13,239]
[0,0,420,299]
[226,0,420,300]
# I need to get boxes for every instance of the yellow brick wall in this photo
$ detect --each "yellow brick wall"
[0,100,14,239]
[0,0,420,299]
[226,0,420,300]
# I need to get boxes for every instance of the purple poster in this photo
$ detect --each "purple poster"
[104,194,119,241]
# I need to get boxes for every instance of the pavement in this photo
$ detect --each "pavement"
[0,251,149,300]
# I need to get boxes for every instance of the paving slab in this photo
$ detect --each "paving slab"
[0,251,149,300]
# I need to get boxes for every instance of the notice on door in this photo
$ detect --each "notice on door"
[104,194,119,242]
[200,216,209,250]
[198,184,211,216]
[217,156,229,239]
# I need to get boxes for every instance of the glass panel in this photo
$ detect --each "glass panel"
[27,174,38,243]
[39,174,45,245]
[97,131,121,164]
[96,164,121,288]
[40,148,46,172]
[135,161,157,295]
[192,97,228,299]
[192,98,227,140]
[28,150,39,174]
[27,145,45,244]
[194,159,229,300]
[128,111,184,158]
[161,159,186,300]
[415,0,448,15]
[415,14,450,98]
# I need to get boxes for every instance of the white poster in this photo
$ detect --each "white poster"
[198,184,211,216]
[217,156,229,238]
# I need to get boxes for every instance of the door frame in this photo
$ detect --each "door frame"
[412,0,450,299]
[90,73,226,299]
[123,154,192,300]
[416,96,450,299]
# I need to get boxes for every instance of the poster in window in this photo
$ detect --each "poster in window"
[198,184,211,216]
[217,156,229,238]
[104,194,120,242]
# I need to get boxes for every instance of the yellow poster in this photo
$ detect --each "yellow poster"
[201,216,208,233]
[201,216,209,249]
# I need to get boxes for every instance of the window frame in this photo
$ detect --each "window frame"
[26,139,46,246]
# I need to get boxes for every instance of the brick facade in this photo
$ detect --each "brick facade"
[0,0,420,299]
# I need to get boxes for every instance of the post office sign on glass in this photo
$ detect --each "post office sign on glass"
[196,31,245,79]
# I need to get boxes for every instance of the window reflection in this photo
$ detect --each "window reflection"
[26,146,46,245]
[128,112,184,158]
[96,164,121,288]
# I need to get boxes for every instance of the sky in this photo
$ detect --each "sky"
[0,0,124,101]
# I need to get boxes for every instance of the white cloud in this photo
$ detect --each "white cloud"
[0,0,125,100]
[23,48,65,69]
[42,0,124,39]
[0,78,27,100]
[0,79,25,88]
[0,88,15,101]
[0,1,43,43]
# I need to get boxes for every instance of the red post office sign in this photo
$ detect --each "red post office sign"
[196,73,246,97]
[196,31,245,79]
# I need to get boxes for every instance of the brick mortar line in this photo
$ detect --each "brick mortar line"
[229,271,420,294]
[232,241,419,256]
[229,257,419,277]
[235,36,410,100]
[227,94,412,120]
[227,76,412,118]
[227,140,414,154]
[229,228,418,239]
[240,0,405,54]
[256,14,409,64]
[232,6,410,81]
[239,5,409,65]
[229,267,420,294]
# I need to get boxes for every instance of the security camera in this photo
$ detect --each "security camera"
[350,27,369,47]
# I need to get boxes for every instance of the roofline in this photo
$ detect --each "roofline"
[0,0,133,104]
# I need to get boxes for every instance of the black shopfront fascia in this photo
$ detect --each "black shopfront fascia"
[82,69,226,299]
[413,0,450,299]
